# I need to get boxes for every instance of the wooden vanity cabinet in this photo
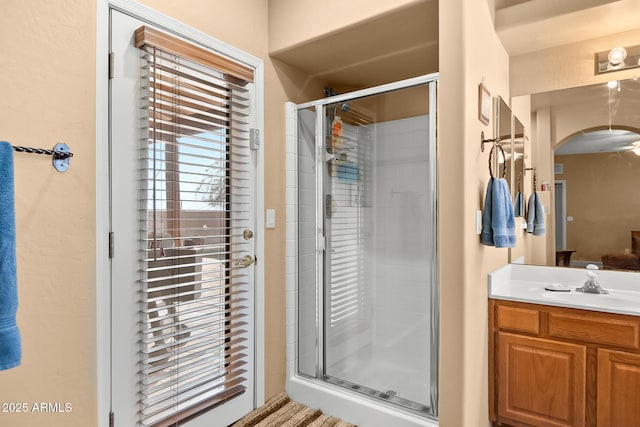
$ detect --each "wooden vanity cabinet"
[489,299,640,427]
[597,349,640,427]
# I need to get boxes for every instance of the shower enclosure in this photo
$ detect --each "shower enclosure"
[286,74,439,426]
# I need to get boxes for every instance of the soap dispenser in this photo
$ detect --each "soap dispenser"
[576,264,608,294]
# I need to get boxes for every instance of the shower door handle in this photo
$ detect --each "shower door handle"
[236,255,255,268]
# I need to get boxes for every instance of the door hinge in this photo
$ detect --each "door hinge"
[108,52,114,80]
[108,232,114,258]
[109,411,114,427]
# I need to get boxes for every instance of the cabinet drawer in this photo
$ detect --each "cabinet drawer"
[549,312,640,350]
[497,305,539,334]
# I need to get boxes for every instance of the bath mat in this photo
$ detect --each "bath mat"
[231,393,357,427]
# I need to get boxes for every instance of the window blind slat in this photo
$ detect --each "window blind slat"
[142,345,248,380]
[144,384,246,427]
[143,358,247,399]
[142,58,250,104]
[142,372,247,418]
[143,305,247,333]
[143,331,247,368]
[142,306,246,340]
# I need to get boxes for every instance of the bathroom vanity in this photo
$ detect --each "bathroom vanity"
[488,264,640,427]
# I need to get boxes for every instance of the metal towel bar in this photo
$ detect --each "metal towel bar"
[12,142,73,172]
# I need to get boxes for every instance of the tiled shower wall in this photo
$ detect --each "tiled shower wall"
[371,116,431,370]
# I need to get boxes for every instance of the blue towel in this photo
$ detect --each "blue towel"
[492,178,516,248]
[526,192,546,236]
[0,141,20,370]
[513,191,525,217]
[481,178,516,248]
[480,178,494,246]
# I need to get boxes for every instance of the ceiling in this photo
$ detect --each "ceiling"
[532,77,640,154]
[270,0,438,90]
[555,130,640,155]
[270,0,640,94]
[495,0,640,55]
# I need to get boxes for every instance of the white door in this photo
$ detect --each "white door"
[555,181,566,250]
[110,9,256,427]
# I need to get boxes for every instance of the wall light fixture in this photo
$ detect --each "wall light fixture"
[595,44,640,75]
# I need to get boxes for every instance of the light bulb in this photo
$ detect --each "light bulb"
[607,80,618,89]
[608,46,628,65]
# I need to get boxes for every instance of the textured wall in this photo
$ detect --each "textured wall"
[0,1,97,426]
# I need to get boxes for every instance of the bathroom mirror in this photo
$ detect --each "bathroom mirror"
[512,117,525,216]
[516,77,640,270]
[494,96,512,189]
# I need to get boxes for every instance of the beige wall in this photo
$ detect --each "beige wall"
[555,152,640,262]
[529,108,555,265]
[0,1,97,426]
[511,27,640,97]
[439,0,510,425]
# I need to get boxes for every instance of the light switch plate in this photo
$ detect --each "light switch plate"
[476,210,482,235]
[266,209,275,228]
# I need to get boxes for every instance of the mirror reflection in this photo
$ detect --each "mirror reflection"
[525,77,640,270]
[512,118,525,217]
[495,96,512,188]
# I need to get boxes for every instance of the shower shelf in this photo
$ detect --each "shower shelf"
[329,159,355,165]
[326,146,355,155]
[327,135,355,140]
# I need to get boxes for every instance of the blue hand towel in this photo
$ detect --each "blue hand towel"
[480,178,494,246]
[0,141,21,370]
[526,192,536,233]
[533,192,545,236]
[526,192,546,236]
[513,191,525,217]
[492,178,516,248]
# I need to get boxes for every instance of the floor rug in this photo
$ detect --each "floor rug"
[231,393,357,427]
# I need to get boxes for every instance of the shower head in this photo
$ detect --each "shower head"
[324,87,351,114]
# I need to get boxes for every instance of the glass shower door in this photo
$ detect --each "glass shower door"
[321,84,437,415]
[295,77,438,419]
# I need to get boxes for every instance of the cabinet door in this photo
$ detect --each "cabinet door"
[498,332,586,427]
[597,349,640,427]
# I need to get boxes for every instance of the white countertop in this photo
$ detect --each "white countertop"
[488,264,640,316]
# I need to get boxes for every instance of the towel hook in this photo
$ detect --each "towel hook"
[480,131,500,152]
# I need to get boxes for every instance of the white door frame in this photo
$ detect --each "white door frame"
[96,1,265,425]
[554,180,567,250]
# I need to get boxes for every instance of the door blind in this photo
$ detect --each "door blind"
[136,26,253,427]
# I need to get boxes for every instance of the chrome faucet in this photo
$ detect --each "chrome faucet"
[576,264,608,294]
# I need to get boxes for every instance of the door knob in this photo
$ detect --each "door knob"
[236,255,255,268]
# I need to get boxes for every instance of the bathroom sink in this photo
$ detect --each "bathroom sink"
[534,287,640,314]
[489,264,640,316]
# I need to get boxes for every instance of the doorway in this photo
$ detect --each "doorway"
[555,180,566,251]
[108,8,262,426]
